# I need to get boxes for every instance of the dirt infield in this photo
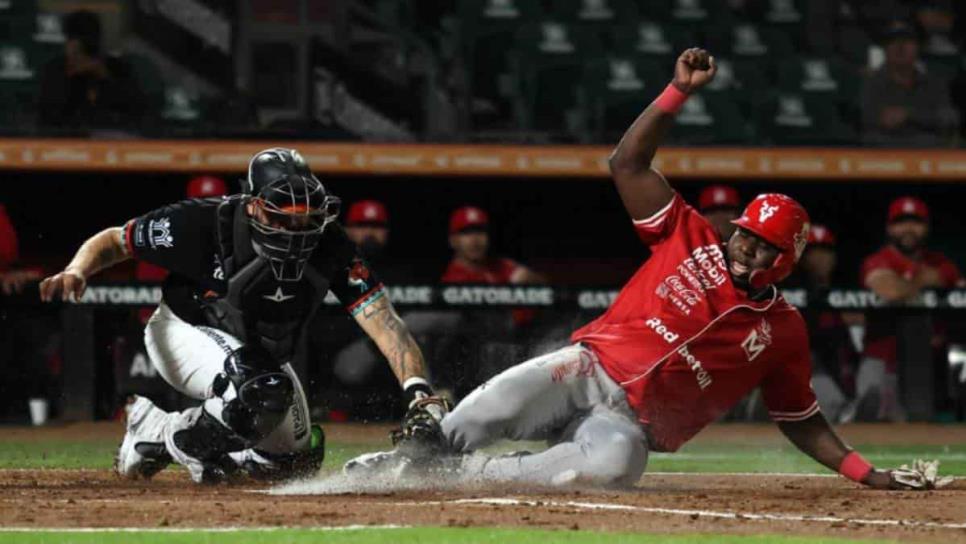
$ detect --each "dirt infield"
[3,423,966,542]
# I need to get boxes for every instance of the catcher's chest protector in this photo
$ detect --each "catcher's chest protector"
[201,199,329,361]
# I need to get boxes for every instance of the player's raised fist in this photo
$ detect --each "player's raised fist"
[39,269,86,303]
[672,48,716,94]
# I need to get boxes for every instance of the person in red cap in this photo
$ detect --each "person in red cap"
[442,206,542,286]
[344,200,390,264]
[697,185,741,241]
[857,196,964,421]
[347,49,933,490]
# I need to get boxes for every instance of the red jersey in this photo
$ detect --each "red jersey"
[572,193,817,452]
[441,258,520,284]
[442,257,534,325]
[860,245,962,367]
[0,204,18,272]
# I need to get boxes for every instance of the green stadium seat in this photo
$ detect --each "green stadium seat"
[0,44,37,128]
[667,93,752,144]
[457,0,542,128]
[609,22,696,64]
[552,0,639,24]
[836,25,871,67]
[583,57,667,140]
[123,53,165,115]
[761,0,804,24]
[512,21,601,135]
[708,23,794,60]
[777,56,859,105]
[923,55,961,83]
[666,0,716,23]
[160,86,205,133]
[756,92,856,145]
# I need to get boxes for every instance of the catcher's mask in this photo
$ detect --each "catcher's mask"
[244,148,341,281]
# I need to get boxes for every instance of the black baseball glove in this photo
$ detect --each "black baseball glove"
[390,396,453,458]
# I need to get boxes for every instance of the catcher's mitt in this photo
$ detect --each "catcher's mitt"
[390,396,452,458]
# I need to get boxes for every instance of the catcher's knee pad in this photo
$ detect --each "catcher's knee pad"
[214,345,294,444]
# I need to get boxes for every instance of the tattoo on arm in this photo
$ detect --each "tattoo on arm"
[359,295,428,385]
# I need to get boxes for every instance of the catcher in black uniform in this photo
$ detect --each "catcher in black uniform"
[40,148,448,483]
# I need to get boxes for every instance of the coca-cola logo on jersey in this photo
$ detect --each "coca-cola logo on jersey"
[655,243,728,315]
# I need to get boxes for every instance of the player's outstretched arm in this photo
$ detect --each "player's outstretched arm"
[353,294,431,387]
[39,226,129,302]
[609,48,716,221]
[777,412,921,490]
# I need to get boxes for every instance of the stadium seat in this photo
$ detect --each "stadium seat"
[123,53,166,117]
[667,93,752,144]
[836,24,872,67]
[777,56,859,105]
[761,0,804,24]
[0,3,36,42]
[707,23,794,60]
[609,21,696,64]
[552,0,639,25]
[756,92,856,145]
[511,21,601,136]
[583,57,667,140]
[457,0,542,129]
[160,86,206,133]
[0,44,37,128]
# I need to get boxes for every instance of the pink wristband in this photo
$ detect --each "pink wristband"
[839,451,873,483]
[653,83,689,114]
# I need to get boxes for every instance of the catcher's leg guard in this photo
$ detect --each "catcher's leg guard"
[167,345,296,483]
[231,424,325,481]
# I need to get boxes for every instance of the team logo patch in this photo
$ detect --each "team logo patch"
[741,318,773,362]
[263,286,295,303]
[758,202,778,223]
[551,351,597,383]
[793,222,810,259]
[347,260,371,291]
[147,217,174,249]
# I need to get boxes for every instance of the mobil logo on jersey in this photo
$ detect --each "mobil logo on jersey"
[675,244,727,292]
[645,317,679,343]
[741,318,773,362]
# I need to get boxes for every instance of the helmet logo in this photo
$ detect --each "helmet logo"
[758,202,778,223]
[903,200,915,213]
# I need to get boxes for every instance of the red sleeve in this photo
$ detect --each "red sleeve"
[761,319,820,422]
[499,258,521,282]
[631,193,688,246]
[860,252,893,287]
[441,261,469,283]
[0,204,19,270]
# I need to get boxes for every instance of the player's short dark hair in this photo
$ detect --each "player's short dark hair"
[63,10,102,56]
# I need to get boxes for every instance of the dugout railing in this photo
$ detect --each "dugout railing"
[10,283,964,423]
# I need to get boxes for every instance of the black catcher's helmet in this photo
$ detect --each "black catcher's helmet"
[244,148,341,281]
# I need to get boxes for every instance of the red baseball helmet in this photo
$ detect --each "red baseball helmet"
[698,185,741,212]
[731,194,810,289]
[186,175,228,198]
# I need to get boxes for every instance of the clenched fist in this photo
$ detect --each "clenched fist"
[39,269,87,302]
[672,48,717,94]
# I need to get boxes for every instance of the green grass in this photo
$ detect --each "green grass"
[0,527,894,544]
[1,436,965,476]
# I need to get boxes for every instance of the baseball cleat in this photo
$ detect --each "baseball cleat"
[114,395,174,480]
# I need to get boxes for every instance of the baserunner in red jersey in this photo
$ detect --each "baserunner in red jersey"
[346,48,942,491]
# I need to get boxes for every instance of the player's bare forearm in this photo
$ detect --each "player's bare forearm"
[68,227,129,278]
[776,413,852,473]
[40,227,129,302]
[609,48,715,220]
[354,294,429,385]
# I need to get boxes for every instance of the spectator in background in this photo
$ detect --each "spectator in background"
[860,20,958,146]
[38,10,145,129]
[799,225,861,423]
[0,203,40,294]
[341,200,419,285]
[697,185,741,241]
[859,196,964,421]
[440,206,545,398]
[442,206,543,286]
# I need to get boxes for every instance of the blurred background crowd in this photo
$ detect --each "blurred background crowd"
[0,0,963,145]
[1,1,965,429]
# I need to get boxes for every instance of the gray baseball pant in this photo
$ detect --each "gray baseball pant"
[441,344,648,487]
